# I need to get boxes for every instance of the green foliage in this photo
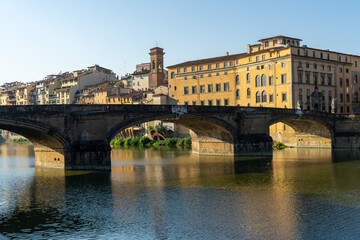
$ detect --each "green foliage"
[155,123,167,135]
[273,141,288,150]
[147,125,154,134]
[111,136,192,149]
[8,138,31,144]
[139,136,151,146]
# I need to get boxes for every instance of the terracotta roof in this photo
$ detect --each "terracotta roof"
[55,87,71,92]
[258,35,302,42]
[132,70,151,75]
[167,47,286,68]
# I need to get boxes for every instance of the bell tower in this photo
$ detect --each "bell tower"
[149,47,165,89]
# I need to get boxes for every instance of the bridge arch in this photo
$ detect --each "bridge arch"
[107,112,239,155]
[269,115,334,148]
[0,119,68,168]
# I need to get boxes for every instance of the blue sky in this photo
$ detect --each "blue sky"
[1,0,360,84]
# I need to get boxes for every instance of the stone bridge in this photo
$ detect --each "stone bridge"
[0,105,359,170]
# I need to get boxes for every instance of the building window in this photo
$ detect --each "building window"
[355,61,358,67]
[261,65,264,70]
[256,91,261,103]
[282,93,287,102]
[192,86,197,94]
[346,78,349,86]
[235,75,240,84]
[247,88,251,99]
[216,83,221,92]
[281,74,286,84]
[177,68,181,73]
[216,63,220,68]
[340,78,343,87]
[305,50,308,56]
[339,67,343,73]
[261,91,267,102]
[281,62,285,68]
[192,101,196,105]
[261,74,266,86]
[224,62,228,67]
[298,73,303,84]
[184,77,187,80]
[200,100,205,106]
[346,94,350,102]
[299,89,303,102]
[230,61,234,66]
[216,99,221,106]
[224,82,229,91]
[269,64,273,70]
[345,56,348,62]
[208,100,213,106]
[307,89,310,102]
[216,73,220,77]
[314,64,317,69]
[306,63,310,68]
[247,73,251,83]
[255,75,260,87]
[249,57,252,62]
[224,99,229,106]
[171,72,175,79]
[191,66,195,71]
[184,68,187,73]
[265,41,269,47]
[328,76,332,86]
[200,85,205,93]
[339,56,341,62]
[321,75,325,85]
[236,89,240,99]
[320,52,323,59]
[208,74,212,78]
[256,56,260,62]
[184,101,188,105]
[269,94,274,103]
[184,87,188,95]
[328,66,331,71]
[269,76,273,86]
[224,72,228,75]
[200,74,203,78]
[340,93,343,102]
[327,54,330,60]
[200,66,204,71]
[313,51,316,58]
[208,84,213,92]
[346,68,349,73]
[208,64,212,70]
[262,55,266,60]
[273,40,278,45]
[321,65,325,70]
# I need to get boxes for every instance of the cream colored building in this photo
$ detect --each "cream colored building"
[168,35,360,114]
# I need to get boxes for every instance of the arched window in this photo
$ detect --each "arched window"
[152,60,155,69]
[256,91,261,103]
[261,74,266,86]
[158,60,162,69]
[235,75,240,84]
[261,91,267,102]
[247,88,251,98]
[255,75,260,87]
[299,89,303,101]
[171,72,175,79]
[236,89,240,99]
[246,73,250,83]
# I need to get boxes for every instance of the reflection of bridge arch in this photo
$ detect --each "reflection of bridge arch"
[107,112,239,155]
[269,113,334,148]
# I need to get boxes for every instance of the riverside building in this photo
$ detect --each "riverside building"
[168,35,360,114]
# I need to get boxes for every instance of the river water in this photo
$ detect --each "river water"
[0,144,360,239]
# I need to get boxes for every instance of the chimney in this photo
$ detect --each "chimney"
[226,52,229,56]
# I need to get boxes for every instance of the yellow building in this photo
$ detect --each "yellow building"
[168,35,360,114]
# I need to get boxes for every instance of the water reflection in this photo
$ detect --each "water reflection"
[1,146,360,239]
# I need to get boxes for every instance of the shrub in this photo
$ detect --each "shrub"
[184,137,192,146]
[273,141,288,150]
[139,136,151,146]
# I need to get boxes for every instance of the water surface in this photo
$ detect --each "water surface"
[1,145,360,239]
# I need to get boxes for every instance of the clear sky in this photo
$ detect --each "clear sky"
[1,0,360,84]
